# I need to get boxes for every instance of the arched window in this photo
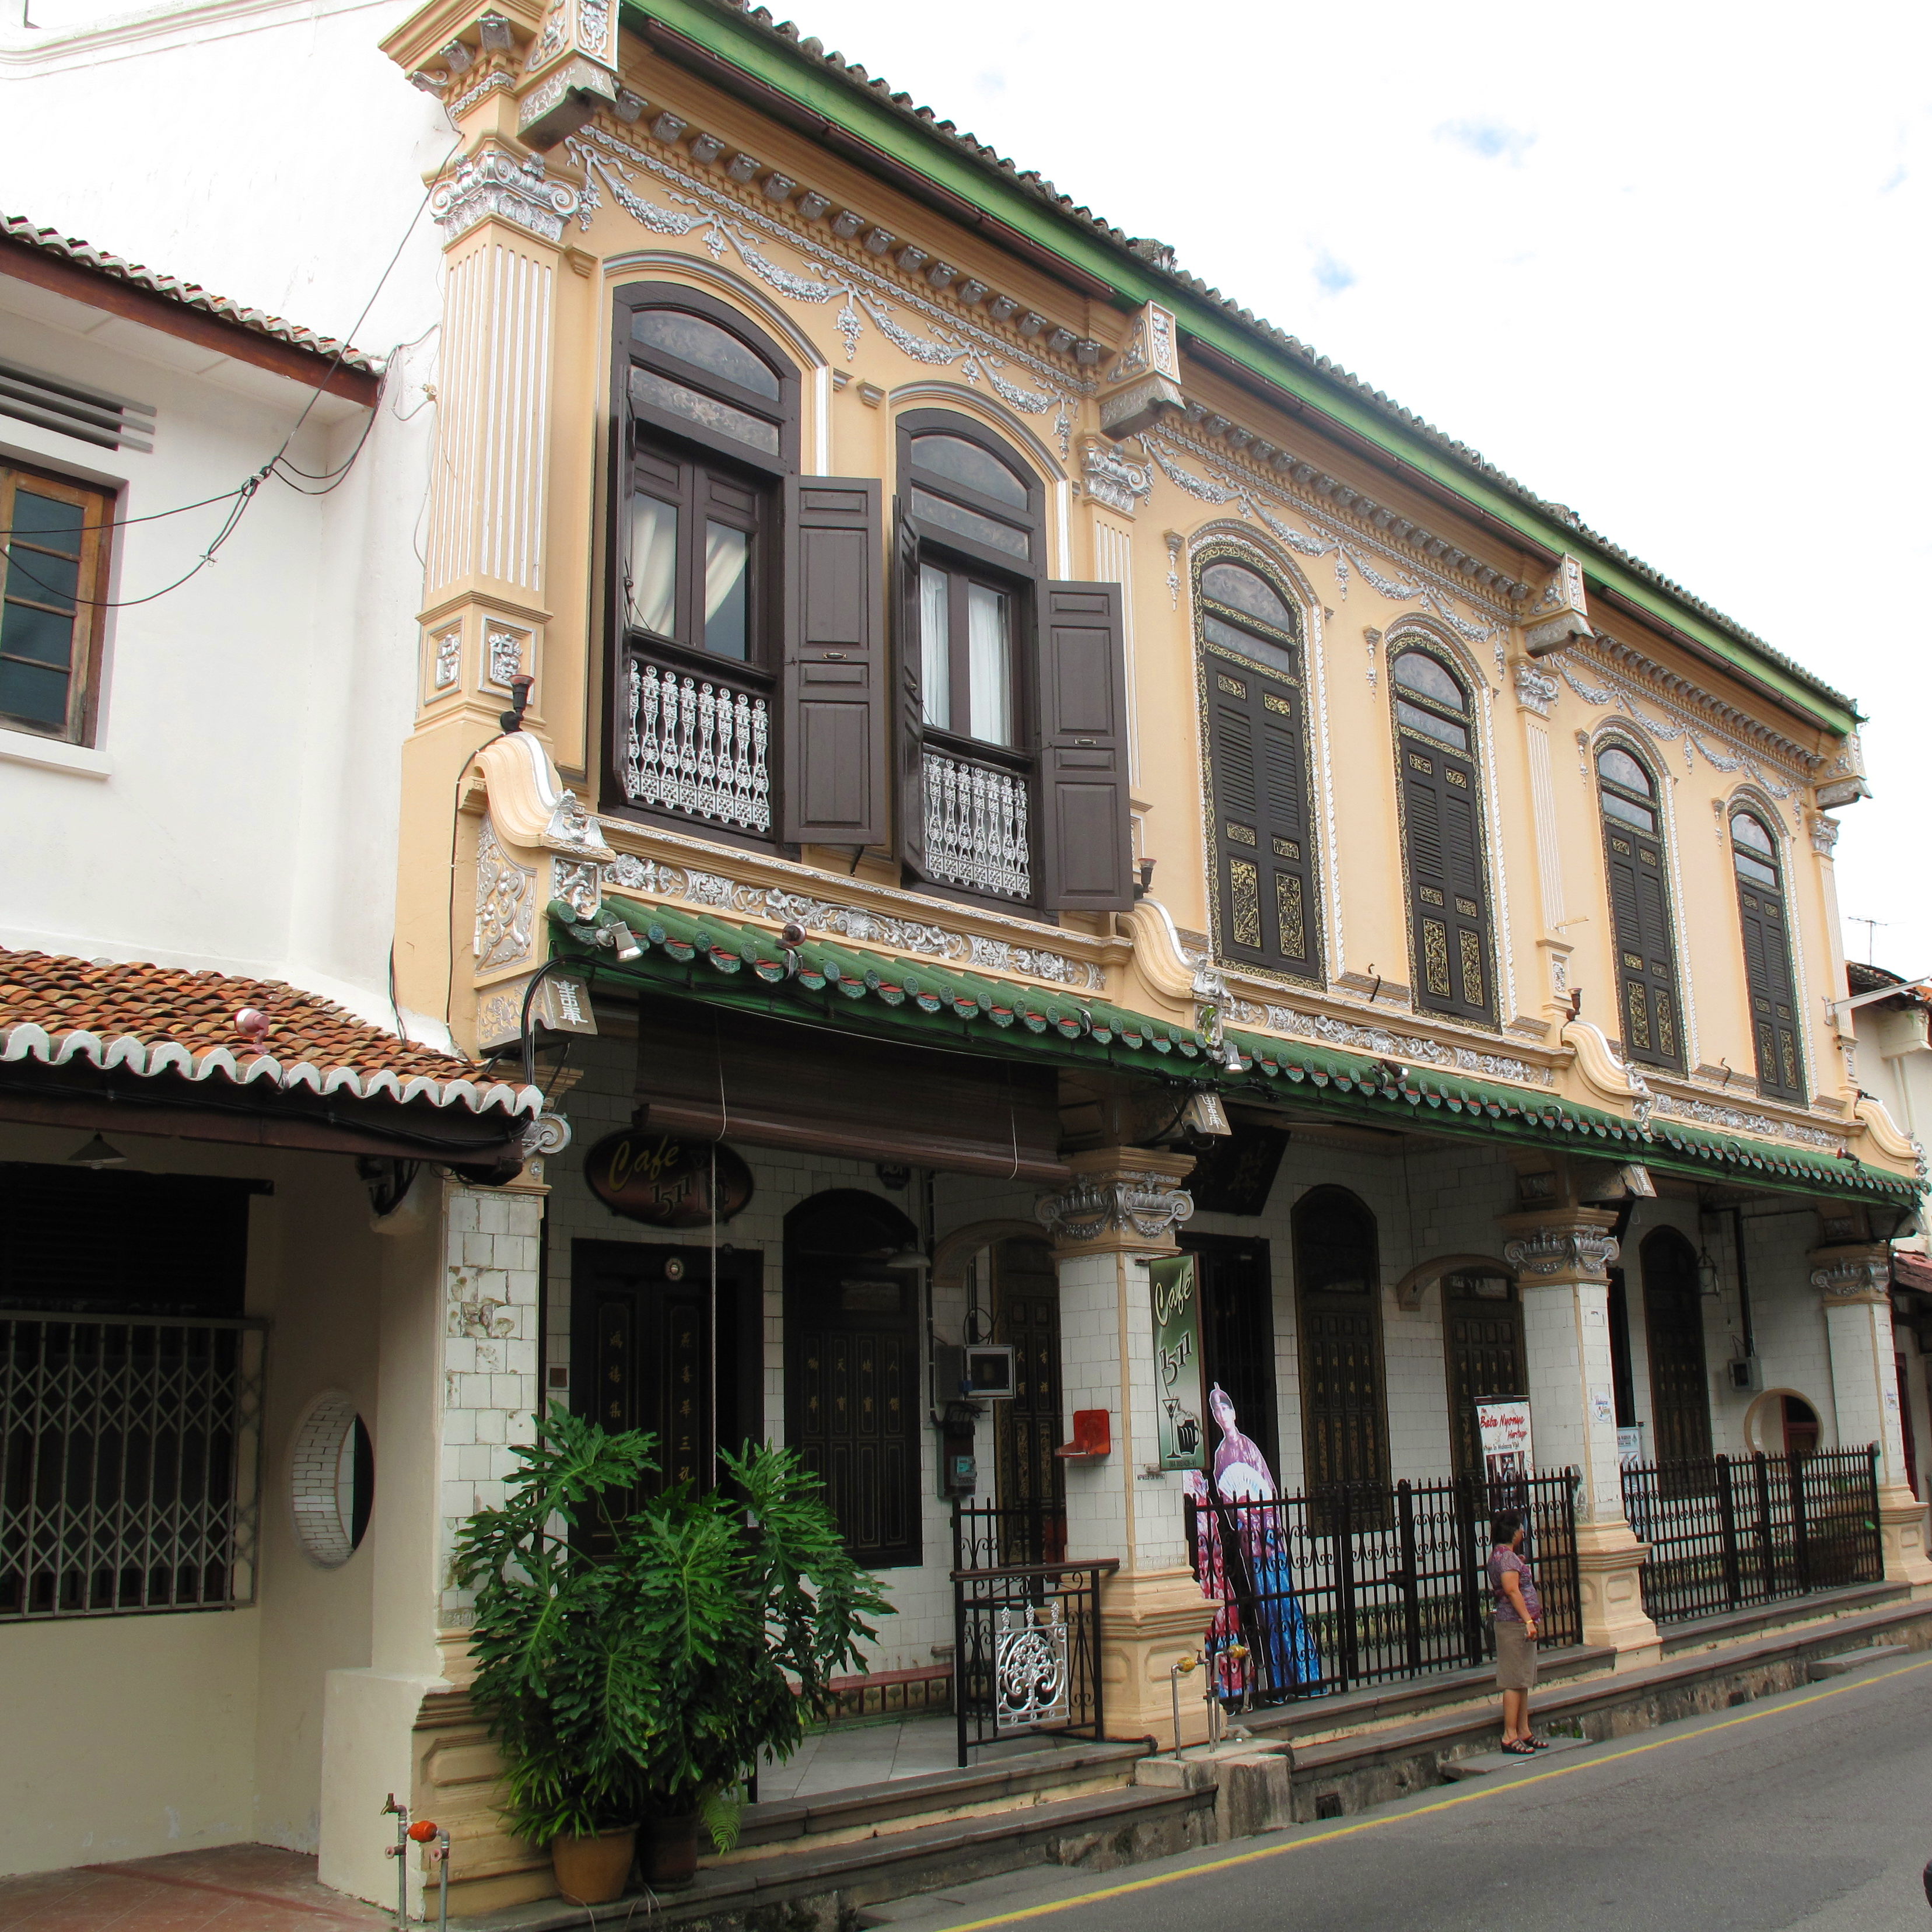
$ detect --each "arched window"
[1597,746,1683,1069]
[1196,554,1321,981]
[898,410,1132,913]
[1441,1269,1524,1480]
[1391,646,1494,1023]
[1291,1187,1389,1494]
[785,1189,922,1567]
[612,284,805,843]
[1640,1227,1713,1468]
[1730,808,1805,1100]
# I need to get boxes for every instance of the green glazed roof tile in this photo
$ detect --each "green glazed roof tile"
[563,897,1917,1204]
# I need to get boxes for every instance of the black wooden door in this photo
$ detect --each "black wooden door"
[1292,1189,1390,1494]
[785,1190,922,1568]
[1184,1232,1282,1485]
[1443,1278,1526,1479]
[991,1237,1064,1560]
[1642,1230,1713,1466]
[570,1240,761,1549]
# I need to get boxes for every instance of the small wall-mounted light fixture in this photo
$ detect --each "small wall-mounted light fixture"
[1134,857,1157,900]
[67,1133,127,1170]
[1697,1248,1722,1298]
[596,919,641,963]
[499,672,535,734]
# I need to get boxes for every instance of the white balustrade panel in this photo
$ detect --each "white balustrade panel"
[923,749,1031,901]
[625,660,772,832]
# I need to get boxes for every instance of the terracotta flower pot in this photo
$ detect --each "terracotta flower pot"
[645,1811,700,1888]
[551,1825,636,1905]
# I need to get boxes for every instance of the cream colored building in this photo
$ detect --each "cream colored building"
[4,0,1930,1916]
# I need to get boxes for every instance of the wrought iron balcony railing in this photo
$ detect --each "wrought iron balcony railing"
[624,654,772,835]
[922,744,1031,902]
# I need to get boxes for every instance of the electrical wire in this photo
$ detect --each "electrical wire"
[0,139,460,598]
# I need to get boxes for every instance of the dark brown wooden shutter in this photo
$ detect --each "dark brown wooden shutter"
[1738,881,1805,1099]
[1603,822,1683,1069]
[781,477,884,845]
[892,500,927,877]
[1206,658,1320,977]
[1035,580,1132,911]
[1401,740,1494,1023]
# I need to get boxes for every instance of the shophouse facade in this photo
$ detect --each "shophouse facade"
[345,0,1930,1911]
[4,0,1929,1915]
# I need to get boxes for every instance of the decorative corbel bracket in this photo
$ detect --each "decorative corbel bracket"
[1099,302,1184,442]
[1522,553,1593,659]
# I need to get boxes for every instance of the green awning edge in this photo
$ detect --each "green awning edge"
[560,897,1919,1206]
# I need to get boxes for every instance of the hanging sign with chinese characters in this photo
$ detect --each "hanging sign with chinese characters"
[1149,1252,1205,1471]
[582,1130,753,1227]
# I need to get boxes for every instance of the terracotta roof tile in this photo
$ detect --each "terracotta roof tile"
[0,949,538,1118]
[0,214,383,377]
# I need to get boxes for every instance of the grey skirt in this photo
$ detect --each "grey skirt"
[1496,1619,1538,1691]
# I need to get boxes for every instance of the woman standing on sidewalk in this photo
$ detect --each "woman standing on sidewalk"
[1490,1511,1546,1755]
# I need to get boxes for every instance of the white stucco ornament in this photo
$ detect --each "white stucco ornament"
[431,146,582,244]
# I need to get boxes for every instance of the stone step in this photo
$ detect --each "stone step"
[450,1780,1217,1932]
[1438,1735,1588,1779]
[724,1741,1149,1861]
[1807,1643,1913,1680]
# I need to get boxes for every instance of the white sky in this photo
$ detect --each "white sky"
[803,0,1932,978]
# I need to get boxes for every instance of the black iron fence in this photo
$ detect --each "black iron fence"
[1183,1469,1581,1706]
[952,1502,1110,1765]
[1620,1446,1882,1626]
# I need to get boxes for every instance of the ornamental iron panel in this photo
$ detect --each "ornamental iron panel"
[1,1312,265,1620]
[953,1501,1110,1765]
[923,747,1031,901]
[625,656,772,832]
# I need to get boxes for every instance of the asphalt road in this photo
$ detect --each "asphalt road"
[872,1653,1932,1932]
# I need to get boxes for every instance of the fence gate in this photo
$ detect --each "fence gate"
[951,1503,1114,1767]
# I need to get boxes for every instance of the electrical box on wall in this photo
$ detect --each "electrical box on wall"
[935,1341,1016,1401]
[1727,1354,1764,1392]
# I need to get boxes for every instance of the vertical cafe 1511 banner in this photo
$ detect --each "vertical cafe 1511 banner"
[1149,1253,1205,1470]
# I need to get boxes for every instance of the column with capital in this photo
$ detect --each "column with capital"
[1812,1244,1932,1591]
[1036,1147,1220,1743]
[1498,1205,1662,1664]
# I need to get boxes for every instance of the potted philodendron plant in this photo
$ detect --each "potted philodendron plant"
[452,1412,890,1903]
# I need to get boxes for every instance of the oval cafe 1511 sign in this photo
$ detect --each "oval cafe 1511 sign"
[582,1130,754,1228]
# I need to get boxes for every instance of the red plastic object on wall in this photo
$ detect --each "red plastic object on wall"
[1055,1409,1111,1459]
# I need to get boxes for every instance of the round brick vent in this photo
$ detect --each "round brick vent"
[290,1391,374,1567]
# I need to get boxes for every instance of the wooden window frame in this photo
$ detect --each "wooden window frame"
[1595,741,1686,1072]
[897,409,1045,912]
[1388,640,1498,1027]
[1194,547,1324,987]
[1729,806,1807,1102]
[0,461,113,747]
[604,282,799,851]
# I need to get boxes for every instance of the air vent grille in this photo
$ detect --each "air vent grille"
[0,356,155,453]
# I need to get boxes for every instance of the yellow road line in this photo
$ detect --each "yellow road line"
[936,1653,1932,1932]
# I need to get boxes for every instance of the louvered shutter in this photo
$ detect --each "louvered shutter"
[1206,659,1320,976]
[1402,741,1494,1022]
[1603,825,1684,1068]
[781,477,886,845]
[1738,884,1805,1099]
[892,501,928,877]
[1035,581,1133,911]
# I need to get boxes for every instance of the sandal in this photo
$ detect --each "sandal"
[1525,1737,1551,1750]
[1500,1739,1536,1755]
